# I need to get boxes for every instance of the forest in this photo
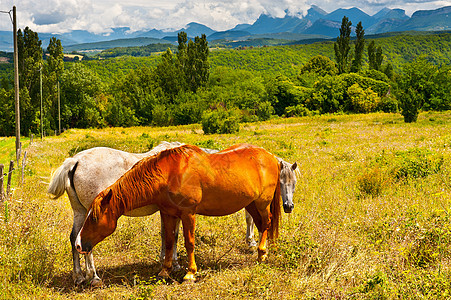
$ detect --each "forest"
[0,20,450,136]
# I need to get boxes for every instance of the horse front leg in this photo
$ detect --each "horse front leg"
[158,213,178,278]
[160,218,181,271]
[181,213,197,281]
[71,210,102,286]
[70,225,84,285]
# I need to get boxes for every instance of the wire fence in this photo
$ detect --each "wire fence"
[0,150,27,202]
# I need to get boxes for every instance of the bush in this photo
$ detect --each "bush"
[399,87,422,123]
[377,95,399,113]
[254,101,274,121]
[172,93,206,125]
[346,83,380,113]
[390,148,444,180]
[285,104,315,117]
[357,167,386,198]
[201,108,240,134]
[152,104,172,126]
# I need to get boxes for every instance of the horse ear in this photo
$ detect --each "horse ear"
[101,189,113,207]
[291,162,298,171]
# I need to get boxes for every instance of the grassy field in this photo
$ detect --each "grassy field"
[1,112,451,299]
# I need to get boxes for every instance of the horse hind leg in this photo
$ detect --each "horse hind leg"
[158,213,179,279]
[255,208,272,263]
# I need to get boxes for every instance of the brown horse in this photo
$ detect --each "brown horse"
[75,144,281,281]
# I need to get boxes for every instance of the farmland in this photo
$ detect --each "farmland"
[0,111,450,298]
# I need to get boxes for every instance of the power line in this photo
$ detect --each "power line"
[0,9,13,24]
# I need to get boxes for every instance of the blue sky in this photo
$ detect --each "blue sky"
[1,0,450,34]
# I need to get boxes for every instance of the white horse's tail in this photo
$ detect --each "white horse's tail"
[47,157,78,199]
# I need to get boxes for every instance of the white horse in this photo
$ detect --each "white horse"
[48,141,297,286]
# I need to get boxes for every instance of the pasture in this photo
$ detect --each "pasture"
[1,111,451,299]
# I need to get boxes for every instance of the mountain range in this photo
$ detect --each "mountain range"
[0,5,450,52]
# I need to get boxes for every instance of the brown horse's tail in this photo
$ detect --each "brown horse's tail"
[268,172,281,240]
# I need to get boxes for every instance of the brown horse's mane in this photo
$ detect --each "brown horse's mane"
[91,145,203,219]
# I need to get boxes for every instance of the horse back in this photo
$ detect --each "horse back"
[177,144,279,216]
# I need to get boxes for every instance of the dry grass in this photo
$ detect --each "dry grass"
[1,111,451,299]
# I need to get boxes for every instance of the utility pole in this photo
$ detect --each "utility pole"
[13,6,20,163]
[40,65,43,139]
[58,80,61,134]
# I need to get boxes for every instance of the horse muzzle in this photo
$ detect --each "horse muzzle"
[75,234,93,254]
[283,203,294,213]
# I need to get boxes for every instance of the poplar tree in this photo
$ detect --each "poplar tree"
[334,16,352,74]
[351,21,365,73]
[368,40,383,71]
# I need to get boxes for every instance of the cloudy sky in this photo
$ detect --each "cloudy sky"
[0,0,450,34]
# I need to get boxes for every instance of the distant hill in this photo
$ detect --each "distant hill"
[324,7,376,28]
[396,6,451,31]
[0,5,450,52]
[63,37,171,52]
[303,19,343,37]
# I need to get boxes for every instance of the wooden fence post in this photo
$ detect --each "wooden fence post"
[6,160,14,197]
[21,151,27,184]
[0,164,4,201]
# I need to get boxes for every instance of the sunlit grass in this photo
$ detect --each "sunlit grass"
[0,111,450,298]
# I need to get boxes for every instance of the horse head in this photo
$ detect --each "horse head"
[279,161,298,213]
[75,189,119,254]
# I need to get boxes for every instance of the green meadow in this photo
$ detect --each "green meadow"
[0,111,451,299]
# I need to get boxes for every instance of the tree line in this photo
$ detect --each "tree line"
[0,21,450,136]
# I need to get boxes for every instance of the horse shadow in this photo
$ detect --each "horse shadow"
[49,261,184,293]
[49,247,256,293]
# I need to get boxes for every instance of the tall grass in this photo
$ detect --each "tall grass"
[0,111,450,299]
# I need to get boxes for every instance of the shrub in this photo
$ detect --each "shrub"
[201,108,240,134]
[285,104,314,117]
[254,101,274,121]
[377,95,399,113]
[172,93,205,125]
[346,83,380,113]
[399,87,422,123]
[390,148,444,180]
[151,104,172,126]
[357,167,387,198]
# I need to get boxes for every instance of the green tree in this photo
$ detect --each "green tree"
[177,32,210,93]
[17,27,43,134]
[110,66,158,125]
[60,63,105,128]
[154,48,185,102]
[397,57,437,122]
[334,16,352,74]
[0,88,15,136]
[45,37,64,130]
[351,22,365,73]
[299,55,338,77]
[368,41,383,71]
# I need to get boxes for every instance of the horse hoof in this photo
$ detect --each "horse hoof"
[90,278,103,288]
[72,273,85,286]
[257,254,267,263]
[183,273,196,282]
[248,240,257,248]
[172,262,181,272]
[158,269,170,278]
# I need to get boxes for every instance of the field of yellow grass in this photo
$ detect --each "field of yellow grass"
[1,112,451,299]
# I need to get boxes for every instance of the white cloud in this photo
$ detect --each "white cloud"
[0,0,449,33]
